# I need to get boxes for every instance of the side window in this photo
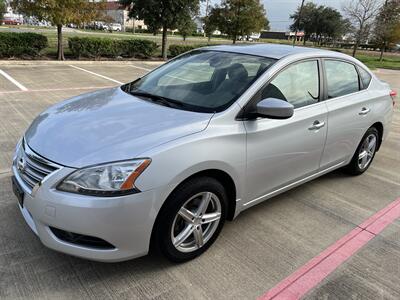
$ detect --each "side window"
[325,60,360,98]
[358,67,372,89]
[261,60,319,109]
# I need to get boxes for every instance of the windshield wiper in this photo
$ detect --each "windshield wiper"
[129,90,184,109]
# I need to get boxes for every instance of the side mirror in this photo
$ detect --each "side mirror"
[256,98,294,119]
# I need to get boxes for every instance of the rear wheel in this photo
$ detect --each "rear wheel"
[153,177,227,262]
[345,127,379,175]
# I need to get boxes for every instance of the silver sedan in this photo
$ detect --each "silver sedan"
[12,44,395,262]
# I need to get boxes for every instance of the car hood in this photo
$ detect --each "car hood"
[25,87,212,168]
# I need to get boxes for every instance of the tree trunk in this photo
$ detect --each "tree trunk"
[57,24,64,61]
[303,35,306,45]
[379,43,385,61]
[232,35,236,44]
[161,25,168,61]
[352,41,359,57]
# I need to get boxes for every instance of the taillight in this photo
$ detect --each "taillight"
[390,90,397,106]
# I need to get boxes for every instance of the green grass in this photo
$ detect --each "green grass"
[354,55,400,70]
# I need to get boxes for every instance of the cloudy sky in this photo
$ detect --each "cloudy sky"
[263,0,349,31]
[203,0,352,31]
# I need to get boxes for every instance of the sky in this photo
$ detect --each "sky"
[203,0,352,32]
[263,0,350,31]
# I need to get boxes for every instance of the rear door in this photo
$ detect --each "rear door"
[320,59,373,168]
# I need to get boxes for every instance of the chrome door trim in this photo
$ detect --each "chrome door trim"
[243,161,346,207]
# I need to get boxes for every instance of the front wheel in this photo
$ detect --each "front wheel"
[152,177,227,262]
[345,127,379,175]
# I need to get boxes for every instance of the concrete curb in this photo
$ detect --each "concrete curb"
[0,60,165,66]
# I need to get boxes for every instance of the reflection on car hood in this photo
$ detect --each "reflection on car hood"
[25,87,213,168]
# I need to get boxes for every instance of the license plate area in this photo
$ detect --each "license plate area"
[12,176,24,207]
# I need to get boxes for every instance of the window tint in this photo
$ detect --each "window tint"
[358,67,372,89]
[261,60,319,109]
[325,60,360,98]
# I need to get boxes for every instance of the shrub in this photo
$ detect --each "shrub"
[169,44,198,57]
[0,32,48,58]
[68,37,158,59]
[118,39,158,58]
[168,44,217,57]
[68,37,117,59]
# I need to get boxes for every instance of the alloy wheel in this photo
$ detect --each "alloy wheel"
[171,192,222,253]
[358,133,377,170]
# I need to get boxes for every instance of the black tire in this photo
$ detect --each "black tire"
[152,177,227,262]
[345,127,379,175]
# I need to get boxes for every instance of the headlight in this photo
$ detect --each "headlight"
[57,159,151,196]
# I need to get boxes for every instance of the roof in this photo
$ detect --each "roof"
[203,44,337,59]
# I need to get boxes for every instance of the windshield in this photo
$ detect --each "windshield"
[123,50,276,113]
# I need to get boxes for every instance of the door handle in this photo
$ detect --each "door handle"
[309,120,325,131]
[359,107,371,115]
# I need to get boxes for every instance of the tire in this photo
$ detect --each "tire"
[152,177,227,262]
[345,127,379,175]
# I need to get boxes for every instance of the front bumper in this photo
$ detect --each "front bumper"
[12,163,166,262]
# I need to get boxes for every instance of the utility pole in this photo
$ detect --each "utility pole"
[293,0,306,46]
[203,0,209,38]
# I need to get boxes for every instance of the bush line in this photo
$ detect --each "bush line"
[0,32,48,58]
[68,37,158,59]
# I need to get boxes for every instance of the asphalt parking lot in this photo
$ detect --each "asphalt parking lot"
[0,61,399,300]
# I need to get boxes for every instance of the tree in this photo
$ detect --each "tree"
[11,0,104,60]
[373,0,400,61]
[207,0,268,44]
[290,3,349,46]
[0,0,6,21]
[290,3,319,45]
[177,15,197,41]
[121,0,200,60]
[203,13,218,41]
[343,0,379,57]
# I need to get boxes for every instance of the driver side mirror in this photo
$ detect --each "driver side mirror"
[256,98,294,119]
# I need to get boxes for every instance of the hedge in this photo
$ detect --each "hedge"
[169,44,218,57]
[68,37,158,59]
[0,32,48,58]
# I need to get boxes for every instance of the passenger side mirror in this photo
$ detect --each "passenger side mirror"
[256,98,294,119]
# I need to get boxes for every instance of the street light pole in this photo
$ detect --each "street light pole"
[293,0,306,46]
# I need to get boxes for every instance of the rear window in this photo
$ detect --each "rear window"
[325,60,360,98]
[358,67,372,89]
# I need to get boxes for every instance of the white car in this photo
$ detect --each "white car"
[110,23,122,31]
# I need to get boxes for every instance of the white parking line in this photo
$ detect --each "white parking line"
[129,65,153,72]
[69,65,123,84]
[0,69,28,91]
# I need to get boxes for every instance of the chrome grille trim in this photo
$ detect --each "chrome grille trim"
[14,139,60,193]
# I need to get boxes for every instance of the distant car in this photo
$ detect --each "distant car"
[110,23,122,31]
[12,44,395,263]
[1,18,22,26]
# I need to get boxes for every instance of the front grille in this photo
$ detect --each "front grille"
[49,227,116,250]
[14,140,59,192]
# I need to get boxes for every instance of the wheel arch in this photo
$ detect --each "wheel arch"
[371,122,384,151]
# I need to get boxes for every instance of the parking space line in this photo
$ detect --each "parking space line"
[129,65,153,72]
[0,69,28,91]
[260,197,400,300]
[0,86,114,95]
[69,65,123,84]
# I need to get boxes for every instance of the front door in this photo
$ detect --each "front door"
[243,59,328,205]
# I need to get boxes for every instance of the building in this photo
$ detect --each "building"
[101,1,147,31]
[1,0,23,24]
[260,31,304,42]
